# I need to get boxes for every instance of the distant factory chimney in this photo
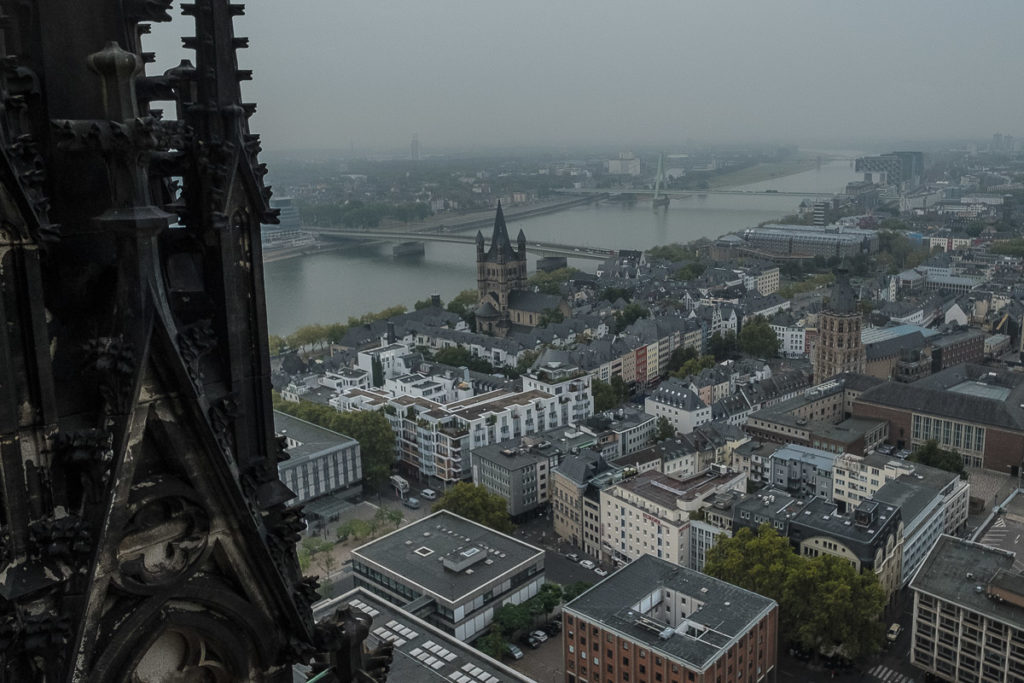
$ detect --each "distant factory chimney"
[386,321,396,344]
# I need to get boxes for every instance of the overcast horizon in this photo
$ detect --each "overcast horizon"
[146,1,1024,154]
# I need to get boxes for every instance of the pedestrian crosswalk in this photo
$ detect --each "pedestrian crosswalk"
[867,664,914,682]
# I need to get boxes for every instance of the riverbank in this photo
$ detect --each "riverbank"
[708,155,823,189]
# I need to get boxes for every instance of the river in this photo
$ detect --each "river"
[263,156,863,335]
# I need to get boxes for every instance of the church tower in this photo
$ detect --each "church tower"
[0,2,387,681]
[475,202,527,335]
[813,269,866,381]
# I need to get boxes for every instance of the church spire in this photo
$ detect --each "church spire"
[488,201,513,258]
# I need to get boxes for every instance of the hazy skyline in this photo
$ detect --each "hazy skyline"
[146,1,1024,153]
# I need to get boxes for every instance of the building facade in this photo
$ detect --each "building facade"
[563,554,778,683]
[910,535,1024,683]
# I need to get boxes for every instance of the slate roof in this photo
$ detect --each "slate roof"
[856,363,1024,431]
[507,290,563,314]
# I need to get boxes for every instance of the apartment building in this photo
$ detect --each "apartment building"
[599,467,746,568]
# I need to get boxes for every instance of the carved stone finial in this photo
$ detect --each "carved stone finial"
[86,42,142,123]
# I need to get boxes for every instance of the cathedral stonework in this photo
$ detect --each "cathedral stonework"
[0,2,386,681]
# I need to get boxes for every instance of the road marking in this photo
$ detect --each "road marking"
[868,664,912,682]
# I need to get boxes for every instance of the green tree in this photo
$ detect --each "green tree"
[374,505,404,531]
[655,416,675,441]
[533,583,564,618]
[515,348,541,375]
[708,331,737,361]
[613,303,650,334]
[336,410,396,494]
[592,376,629,411]
[268,334,287,355]
[528,267,578,295]
[599,287,632,303]
[671,354,716,380]
[909,439,965,476]
[431,482,515,534]
[492,602,533,635]
[538,307,564,327]
[738,316,780,358]
[666,346,697,374]
[446,289,478,315]
[671,262,706,281]
[562,581,592,602]
[646,243,697,261]
[434,345,493,373]
[705,524,886,659]
[475,630,507,660]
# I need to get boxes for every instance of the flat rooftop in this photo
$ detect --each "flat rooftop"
[566,554,776,671]
[273,411,357,463]
[312,588,531,682]
[351,511,544,605]
[974,489,1024,572]
[911,534,1023,627]
[612,470,741,510]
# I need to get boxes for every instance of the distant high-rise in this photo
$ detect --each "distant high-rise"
[411,133,420,161]
[813,269,866,381]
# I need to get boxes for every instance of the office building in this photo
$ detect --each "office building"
[351,511,545,642]
[563,554,778,683]
[909,535,1024,682]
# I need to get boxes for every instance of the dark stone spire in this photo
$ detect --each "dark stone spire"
[476,229,485,253]
[828,268,857,314]
[517,227,527,254]
[488,201,513,258]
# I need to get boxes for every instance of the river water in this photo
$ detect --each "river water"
[264,157,863,335]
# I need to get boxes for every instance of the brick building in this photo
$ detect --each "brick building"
[852,363,1024,472]
[563,554,778,683]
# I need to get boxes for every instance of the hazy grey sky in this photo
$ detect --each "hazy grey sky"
[146,1,1024,152]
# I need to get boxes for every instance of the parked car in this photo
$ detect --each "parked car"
[542,623,561,637]
[579,559,596,570]
[505,644,524,660]
[565,553,580,562]
[403,496,421,509]
[420,488,437,500]
[546,619,562,634]
[886,623,903,643]
[520,634,541,650]
[529,630,548,643]
[594,567,608,577]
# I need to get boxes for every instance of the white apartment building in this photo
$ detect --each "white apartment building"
[834,452,969,586]
[599,467,746,568]
[644,378,712,435]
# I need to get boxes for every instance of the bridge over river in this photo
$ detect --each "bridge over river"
[555,187,836,199]
[303,227,616,261]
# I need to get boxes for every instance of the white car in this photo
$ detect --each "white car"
[579,560,596,570]
[594,567,608,577]
[529,630,548,643]
[420,488,437,500]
